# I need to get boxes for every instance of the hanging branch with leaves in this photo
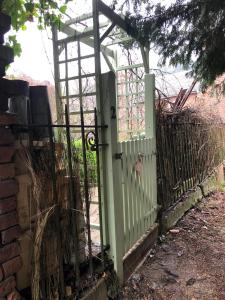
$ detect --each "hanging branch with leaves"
[1,0,72,56]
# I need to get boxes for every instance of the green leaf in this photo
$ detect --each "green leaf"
[21,24,27,31]
[24,2,35,13]
[6,35,22,57]
[59,5,67,14]
[1,0,71,57]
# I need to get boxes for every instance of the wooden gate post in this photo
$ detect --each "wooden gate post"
[100,71,124,282]
[145,74,156,139]
[144,73,157,215]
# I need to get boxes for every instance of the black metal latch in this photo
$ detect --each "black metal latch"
[115,152,123,159]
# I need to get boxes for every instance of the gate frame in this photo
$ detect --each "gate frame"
[52,0,157,282]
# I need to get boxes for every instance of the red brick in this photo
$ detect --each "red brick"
[0,114,17,126]
[0,276,16,297]
[0,181,19,199]
[2,256,22,279]
[0,212,18,232]
[1,226,21,245]
[0,148,15,164]
[0,164,15,180]
[0,197,16,215]
[0,129,14,146]
[0,243,20,264]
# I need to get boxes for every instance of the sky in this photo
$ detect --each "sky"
[7,23,55,83]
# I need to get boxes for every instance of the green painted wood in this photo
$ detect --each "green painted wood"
[101,72,158,276]
[138,139,143,236]
[140,140,147,232]
[101,71,124,281]
[118,137,157,255]
[127,141,134,249]
[148,140,153,227]
[145,74,155,139]
[119,141,129,254]
[132,140,139,244]
[146,139,151,229]
[137,139,142,237]
[127,141,133,250]
[124,142,130,254]
[143,139,148,232]
[132,140,137,241]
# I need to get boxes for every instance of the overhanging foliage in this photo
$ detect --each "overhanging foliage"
[1,0,71,56]
[117,0,225,89]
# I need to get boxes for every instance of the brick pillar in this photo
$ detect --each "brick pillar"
[0,113,22,299]
[0,9,23,299]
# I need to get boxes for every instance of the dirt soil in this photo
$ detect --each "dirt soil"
[122,192,225,300]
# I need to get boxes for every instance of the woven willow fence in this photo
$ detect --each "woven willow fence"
[157,112,225,210]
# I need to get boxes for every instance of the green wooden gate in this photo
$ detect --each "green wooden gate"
[118,137,157,255]
[100,71,157,281]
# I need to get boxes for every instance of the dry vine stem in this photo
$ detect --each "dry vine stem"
[32,206,56,300]
[21,149,57,300]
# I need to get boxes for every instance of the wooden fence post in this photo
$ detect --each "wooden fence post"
[101,71,124,282]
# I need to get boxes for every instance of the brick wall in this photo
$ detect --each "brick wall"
[0,8,23,299]
[0,114,22,299]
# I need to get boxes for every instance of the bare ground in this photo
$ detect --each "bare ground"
[122,192,225,300]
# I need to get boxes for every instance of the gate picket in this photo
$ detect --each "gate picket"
[120,142,129,253]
